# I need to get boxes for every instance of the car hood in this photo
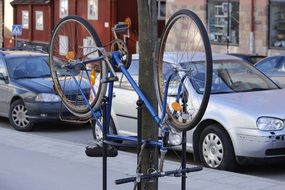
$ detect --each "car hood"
[14,78,55,93]
[209,88,285,119]
[14,77,90,94]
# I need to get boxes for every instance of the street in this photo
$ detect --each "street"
[0,118,285,183]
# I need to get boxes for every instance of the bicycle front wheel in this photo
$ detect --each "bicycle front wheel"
[155,9,213,131]
[49,16,107,118]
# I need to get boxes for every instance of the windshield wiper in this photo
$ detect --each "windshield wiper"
[211,91,234,94]
[38,74,51,78]
[239,88,269,92]
[14,76,38,79]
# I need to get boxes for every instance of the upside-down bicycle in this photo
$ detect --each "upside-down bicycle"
[49,9,213,189]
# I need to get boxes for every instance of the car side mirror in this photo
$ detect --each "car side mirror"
[0,73,9,83]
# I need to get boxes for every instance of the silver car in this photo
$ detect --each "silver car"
[108,54,285,171]
[255,55,285,87]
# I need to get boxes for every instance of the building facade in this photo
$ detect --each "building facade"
[9,0,285,56]
[9,0,165,53]
[167,0,285,56]
[0,0,3,47]
[3,0,14,49]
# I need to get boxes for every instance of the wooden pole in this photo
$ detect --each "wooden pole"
[137,0,158,189]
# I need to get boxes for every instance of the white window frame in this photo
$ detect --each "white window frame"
[59,35,68,55]
[60,0,68,18]
[22,10,29,29]
[87,0,98,20]
[157,0,166,20]
[35,11,44,31]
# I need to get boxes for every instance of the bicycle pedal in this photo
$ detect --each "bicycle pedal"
[101,76,119,83]
[85,144,118,157]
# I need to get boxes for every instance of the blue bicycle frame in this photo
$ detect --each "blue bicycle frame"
[75,50,183,150]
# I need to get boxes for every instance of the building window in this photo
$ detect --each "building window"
[60,0,68,18]
[157,0,166,20]
[88,0,98,20]
[59,35,68,55]
[22,11,29,29]
[269,0,285,49]
[35,11,44,31]
[83,36,98,58]
[208,0,239,45]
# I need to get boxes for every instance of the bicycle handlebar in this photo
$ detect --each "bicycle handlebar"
[115,166,203,185]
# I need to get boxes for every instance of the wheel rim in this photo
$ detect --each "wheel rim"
[202,133,223,168]
[94,124,103,139]
[49,16,107,118]
[156,10,212,131]
[12,104,30,128]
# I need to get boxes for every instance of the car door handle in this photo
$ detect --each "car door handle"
[113,92,116,97]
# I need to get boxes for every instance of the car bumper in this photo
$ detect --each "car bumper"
[230,128,285,159]
[25,102,71,122]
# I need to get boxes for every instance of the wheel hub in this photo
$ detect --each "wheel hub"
[202,133,223,168]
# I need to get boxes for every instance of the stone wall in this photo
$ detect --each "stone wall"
[166,0,285,56]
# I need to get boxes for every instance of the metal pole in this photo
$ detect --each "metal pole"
[136,99,144,190]
[102,97,108,190]
[227,0,230,53]
[181,131,187,190]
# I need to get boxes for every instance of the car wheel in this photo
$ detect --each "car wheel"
[9,99,34,131]
[199,124,237,171]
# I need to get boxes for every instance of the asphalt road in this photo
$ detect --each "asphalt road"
[1,118,285,182]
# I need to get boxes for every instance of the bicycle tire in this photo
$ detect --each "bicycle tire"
[49,16,107,118]
[155,9,213,131]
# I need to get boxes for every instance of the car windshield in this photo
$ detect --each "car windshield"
[163,58,278,94]
[186,59,278,94]
[6,56,51,79]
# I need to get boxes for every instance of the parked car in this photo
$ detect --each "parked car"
[0,50,81,131]
[228,53,265,65]
[255,55,285,88]
[102,53,285,171]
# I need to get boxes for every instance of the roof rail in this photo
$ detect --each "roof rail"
[0,47,48,54]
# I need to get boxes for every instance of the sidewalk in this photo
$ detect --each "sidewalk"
[0,127,285,190]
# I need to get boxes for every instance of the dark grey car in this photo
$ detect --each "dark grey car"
[0,50,79,131]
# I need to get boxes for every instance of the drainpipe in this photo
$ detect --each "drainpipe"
[249,0,255,54]
[2,1,4,48]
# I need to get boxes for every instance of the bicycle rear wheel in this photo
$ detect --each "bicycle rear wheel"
[155,9,213,131]
[49,16,107,118]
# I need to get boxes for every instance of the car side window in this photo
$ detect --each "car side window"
[118,60,139,90]
[256,57,280,72]
[277,58,285,72]
[0,58,7,75]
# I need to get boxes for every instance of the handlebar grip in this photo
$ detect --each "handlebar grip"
[185,166,203,173]
[115,176,136,185]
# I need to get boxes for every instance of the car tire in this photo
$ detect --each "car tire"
[199,124,238,171]
[9,100,34,131]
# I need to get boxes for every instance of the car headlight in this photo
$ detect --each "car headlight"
[35,93,61,102]
[256,117,284,131]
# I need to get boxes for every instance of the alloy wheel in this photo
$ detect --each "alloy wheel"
[12,104,30,128]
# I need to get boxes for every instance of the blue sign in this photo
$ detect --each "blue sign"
[12,25,22,36]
